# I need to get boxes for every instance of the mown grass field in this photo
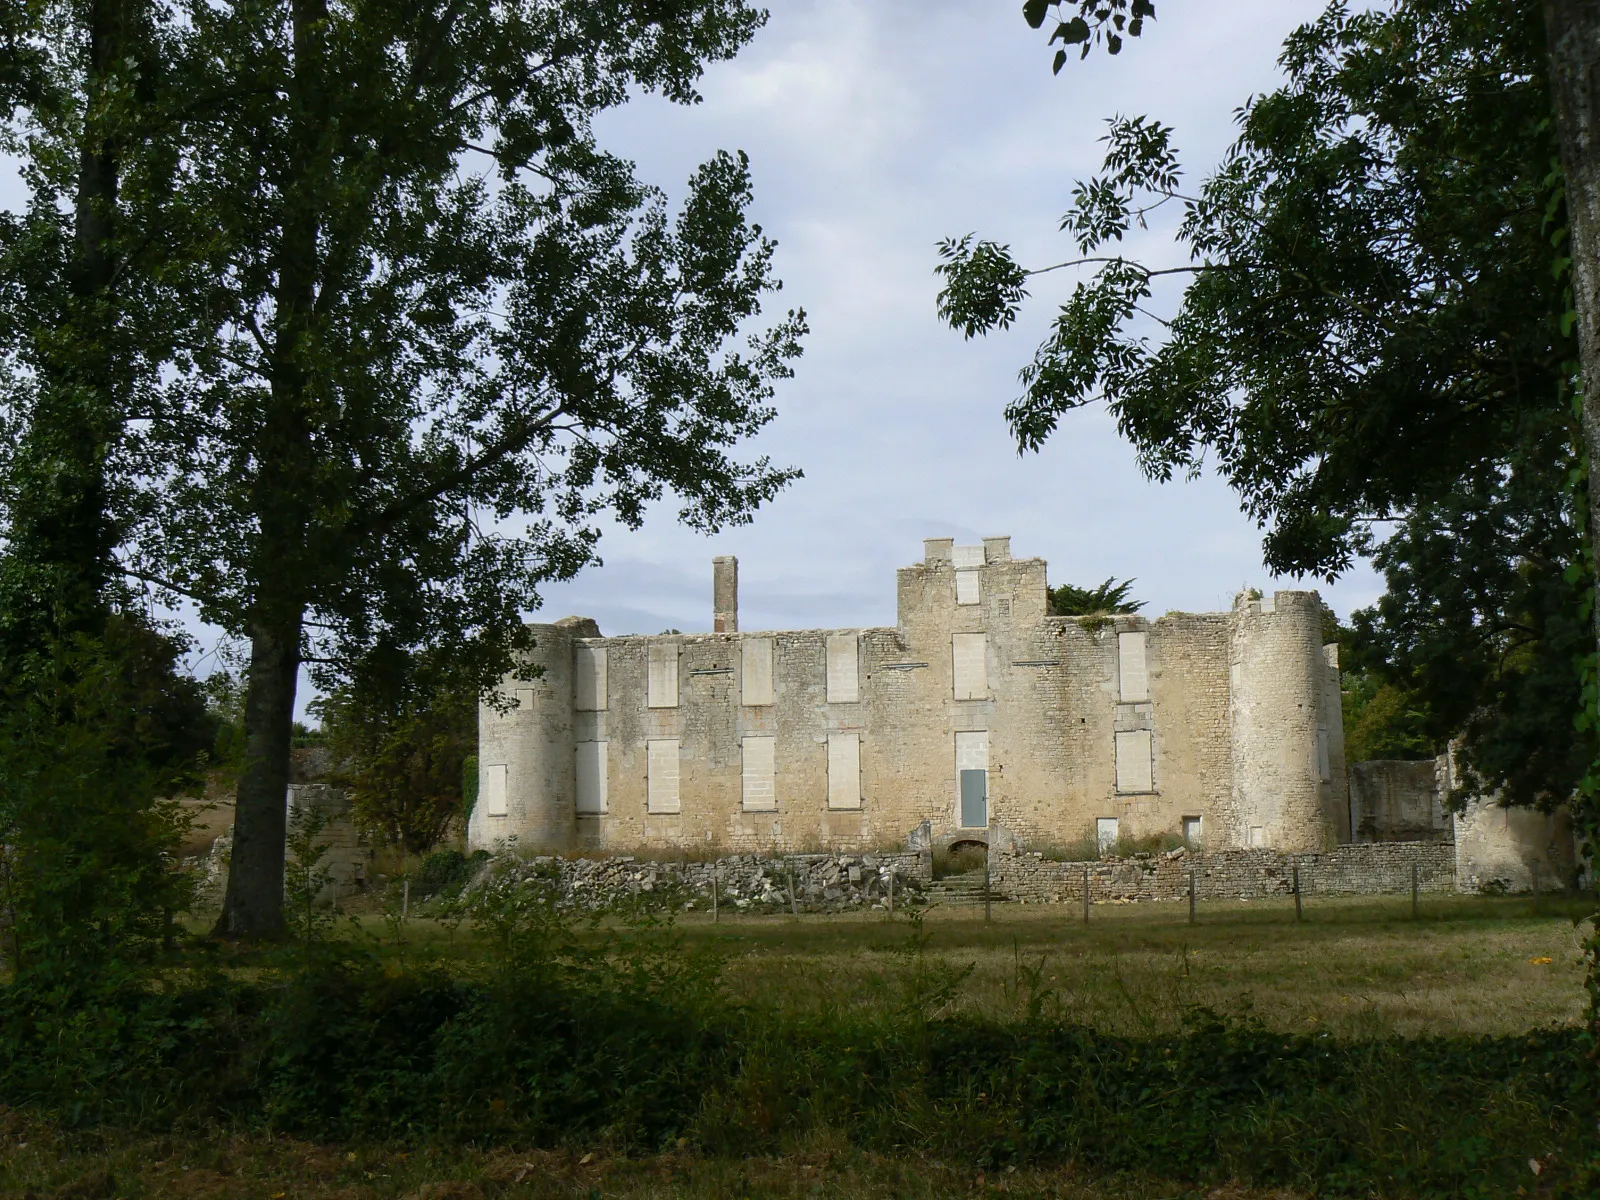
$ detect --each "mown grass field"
[683,893,1593,1037]
[5,893,1591,1199]
[353,890,1591,1037]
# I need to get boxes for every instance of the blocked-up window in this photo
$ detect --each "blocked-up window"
[952,544,986,569]
[515,687,535,710]
[1096,817,1119,855]
[826,633,859,703]
[1118,632,1148,702]
[1115,729,1154,793]
[1182,815,1202,846]
[955,569,981,605]
[647,642,679,708]
[1316,726,1331,782]
[827,732,861,810]
[574,646,607,711]
[742,637,775,707]
[741,735,777,811]
[483,763,508,818]
[647,739,681,813]
[1249,825,1267,848]
[575,742,607,815]
[952,632,988,700]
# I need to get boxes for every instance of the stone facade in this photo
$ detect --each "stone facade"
[472,538,1347,857]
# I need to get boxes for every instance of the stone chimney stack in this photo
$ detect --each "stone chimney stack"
[713,555,738,632]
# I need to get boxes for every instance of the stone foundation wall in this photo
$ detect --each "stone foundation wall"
[478,850,931,914]
[990,841,1460,904]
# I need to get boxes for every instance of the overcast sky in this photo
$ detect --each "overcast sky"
[3,1,1382,712]
[535,0,1379,641]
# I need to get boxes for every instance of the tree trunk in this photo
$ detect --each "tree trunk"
[212,612,302,939]
[211,0,326,939]
[1545,2,1600,623]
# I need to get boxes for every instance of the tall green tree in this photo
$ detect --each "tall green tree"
[110,1,804,938]
[0,2,215,980]
[940,0,1579,803]
[316,644,478,855]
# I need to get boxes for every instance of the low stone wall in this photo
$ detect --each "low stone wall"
[990,842,1459,904]
[478,850,931,914]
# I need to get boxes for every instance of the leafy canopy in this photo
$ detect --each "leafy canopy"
[941,0,1566,581]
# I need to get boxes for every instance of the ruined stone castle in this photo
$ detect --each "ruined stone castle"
[468,537,1350,856]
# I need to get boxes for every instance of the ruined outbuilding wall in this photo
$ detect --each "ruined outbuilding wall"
[1349,760,1449,842]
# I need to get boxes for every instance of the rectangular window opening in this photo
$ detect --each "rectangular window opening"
[647,643,679,708]
[483,763,508,818]
[826,634,860,703]
[1118,631,1149,702]
[1097,817,1119,856]
[952,632,988,700]
[1115,729,1154,794]
[575,742,608,815]
[827,732,861,810]
[647,739,681,813]
[742,735,777,812]
[574,646,608,711]
[742,638,775,707]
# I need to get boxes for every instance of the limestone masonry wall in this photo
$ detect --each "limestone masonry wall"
[990,842,1458,903]
[473,537,1346,858]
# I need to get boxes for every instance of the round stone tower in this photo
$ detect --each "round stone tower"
[468,621,576,852]
[1227,591,1340,851]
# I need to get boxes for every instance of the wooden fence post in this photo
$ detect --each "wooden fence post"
[1411,860,1419,920]
[984,846,992,923]
[1293,860,1302,923]
[1083,862,1091,925]
[1188,868,1196,925]
[712,861,719,923]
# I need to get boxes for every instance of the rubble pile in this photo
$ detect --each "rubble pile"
[475,850,930,914]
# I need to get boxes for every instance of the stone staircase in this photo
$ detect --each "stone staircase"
[925,868,1000,908]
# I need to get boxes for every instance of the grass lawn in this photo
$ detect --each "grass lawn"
[16,893,1588,1199]
[350,891,1592,1038]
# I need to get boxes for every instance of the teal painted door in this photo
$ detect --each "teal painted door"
[960,768,988,828]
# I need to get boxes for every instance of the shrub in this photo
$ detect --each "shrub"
[414,848,489,899]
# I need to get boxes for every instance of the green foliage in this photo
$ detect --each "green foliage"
[7,0,808,938]
[317,646,479,854]
[414,848,490,900]
[0,924,1594,1194]
[283,803,337,945]
[944,0,1568,582]
[1048,576,1143,616]
[0,619,209,982]
[1339,670,1436,764]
